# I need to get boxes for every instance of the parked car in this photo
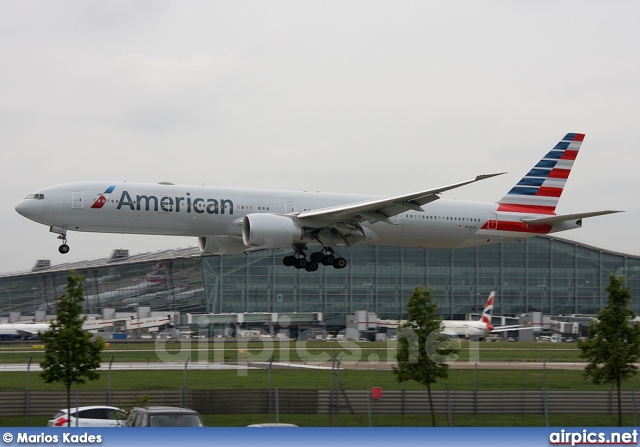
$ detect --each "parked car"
[247,423,298,427]
[125,406,204,427]
[47,406,127,427]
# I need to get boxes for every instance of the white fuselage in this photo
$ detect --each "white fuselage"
[0,323,50,339]
[15,181,564,251]
[441,320,490,338]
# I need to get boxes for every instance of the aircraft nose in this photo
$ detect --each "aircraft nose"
[15,200,27,217]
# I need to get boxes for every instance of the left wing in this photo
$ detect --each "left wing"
[297,173,505,224]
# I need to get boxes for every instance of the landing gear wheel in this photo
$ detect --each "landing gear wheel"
[294,258,308,269]
[322,254,336,266]
[333,258,347,269]
[283,255,296,267]
[56,234,70,255]
[304,262,319,272]
[310,252,324,263]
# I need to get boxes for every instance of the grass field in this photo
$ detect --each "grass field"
[0,339,627,392]
[2,364,639,392]
[0,339,585,364]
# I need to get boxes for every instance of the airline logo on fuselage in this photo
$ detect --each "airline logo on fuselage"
[115,190,234,215]
[90,186,116,209]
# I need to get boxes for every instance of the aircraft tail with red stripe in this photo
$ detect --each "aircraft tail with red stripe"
[480,291,495,332]
[498,133,583,214]
[495,133,621,231]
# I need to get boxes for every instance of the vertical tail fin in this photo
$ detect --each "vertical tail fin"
[498,133,585,214]
[481,291,495,331]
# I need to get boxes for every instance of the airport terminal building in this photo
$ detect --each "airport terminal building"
[1,236,639,327]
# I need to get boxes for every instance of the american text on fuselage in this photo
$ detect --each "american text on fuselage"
[116,191,233,215]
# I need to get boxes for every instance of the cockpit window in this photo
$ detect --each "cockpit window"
[24,194,45,200]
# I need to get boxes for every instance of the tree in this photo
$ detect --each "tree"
[578,274,640,426]
[392,285,459,426]
[39,271,105,427]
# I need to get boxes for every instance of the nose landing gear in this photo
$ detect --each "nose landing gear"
[50,226,70,254]
[57,235,70,254]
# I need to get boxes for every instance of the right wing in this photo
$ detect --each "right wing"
[296,173,505,225]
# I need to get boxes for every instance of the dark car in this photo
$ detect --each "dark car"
[124,406,204,427]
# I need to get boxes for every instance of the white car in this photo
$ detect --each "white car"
[47,406,127,427]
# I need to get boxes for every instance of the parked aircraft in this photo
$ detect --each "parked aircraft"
[440,292,497,337]
[0,322,50,340]
[379,292,537,338]
[441,291,526,338]
[0,315,173,340]
[15,133,619,272]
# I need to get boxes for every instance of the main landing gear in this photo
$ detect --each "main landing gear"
[283,245,347,272]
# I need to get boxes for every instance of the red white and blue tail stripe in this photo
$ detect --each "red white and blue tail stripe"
[498,133,584,214]
[480,291,495,332]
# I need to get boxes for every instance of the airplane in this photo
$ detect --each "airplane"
[0,322,50,340]
[441,291,530,338]
[0,315,173,340]
[15,133,620,272]
[440,292,498,338]
[376,292,538,338]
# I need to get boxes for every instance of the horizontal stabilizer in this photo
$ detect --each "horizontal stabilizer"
[521,210,622,224]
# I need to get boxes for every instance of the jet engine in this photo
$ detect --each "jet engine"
[242,213,304,249]
[198,236,247,255]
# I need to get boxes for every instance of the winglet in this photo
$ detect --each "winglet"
[476,172,506,181]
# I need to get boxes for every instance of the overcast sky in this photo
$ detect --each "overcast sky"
[1,0,638,274]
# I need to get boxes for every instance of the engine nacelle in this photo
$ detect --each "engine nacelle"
[242,213,304,249]
[198,236,247,255]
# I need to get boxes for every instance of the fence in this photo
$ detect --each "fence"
[1,389,637,420]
